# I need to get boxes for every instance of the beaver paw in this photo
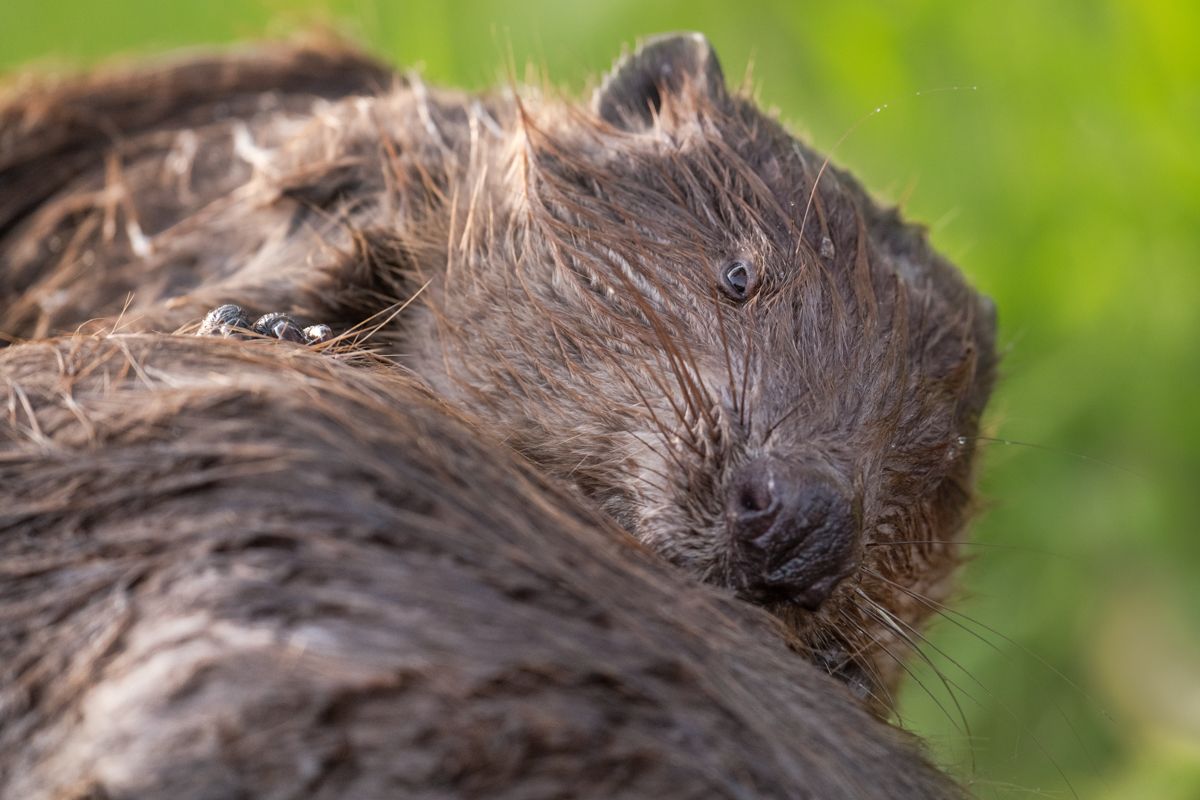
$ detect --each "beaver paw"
[197,304,333,345]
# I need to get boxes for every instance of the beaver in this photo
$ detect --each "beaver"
[0,333,966,799]
[0,33,998,707]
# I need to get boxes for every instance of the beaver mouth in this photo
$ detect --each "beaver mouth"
[824,653,878,705]
[732,559,858,610]
[813,642,886,710]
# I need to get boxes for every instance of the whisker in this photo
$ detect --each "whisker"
[828,612,899,712]
[863,566,1108,716]
[854,621,963,736]
[865,540,1077,560]
[855,592,974,751]
[960,779,1068,799]
[967,435,1140,477]
[864,568,1092,797]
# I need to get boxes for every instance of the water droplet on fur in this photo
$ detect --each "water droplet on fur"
[819,236,836,259]
[945,436,970,462]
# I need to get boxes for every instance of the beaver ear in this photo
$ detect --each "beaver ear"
[593,32,727,130]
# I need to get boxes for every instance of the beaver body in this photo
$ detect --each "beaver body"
[0,34,998,704]
[0,334,965,799]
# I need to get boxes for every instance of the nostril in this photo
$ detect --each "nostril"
[737,480,773,514]
[730,459,782,529]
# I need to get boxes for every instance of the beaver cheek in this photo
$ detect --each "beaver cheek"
[725,457,860,610]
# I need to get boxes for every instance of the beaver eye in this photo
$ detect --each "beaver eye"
[720,260,755,300]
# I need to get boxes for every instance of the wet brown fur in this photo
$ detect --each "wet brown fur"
[0,36,998,705]
[0,333,966,799]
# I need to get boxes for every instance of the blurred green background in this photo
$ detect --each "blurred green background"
[3,1,1197,796]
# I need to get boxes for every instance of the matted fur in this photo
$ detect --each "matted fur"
[0,35,998,705]
[0,334,965,799]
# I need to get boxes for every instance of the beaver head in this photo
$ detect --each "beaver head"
[409,33,998,706]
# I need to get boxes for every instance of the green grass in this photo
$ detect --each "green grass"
[4,1,1199,796]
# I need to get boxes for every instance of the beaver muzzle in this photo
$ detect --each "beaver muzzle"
[727,457,859,611]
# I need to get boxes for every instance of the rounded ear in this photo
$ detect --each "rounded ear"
[593,32,727,130]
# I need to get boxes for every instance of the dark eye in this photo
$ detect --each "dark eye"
[720,260,755,300]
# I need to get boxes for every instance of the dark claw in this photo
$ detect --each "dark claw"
[302,324,333,345]
[252,312,305,343]
[197,304,253,338]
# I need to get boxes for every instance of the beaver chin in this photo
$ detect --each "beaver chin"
[817,643,882,708]
[766,601,889,711]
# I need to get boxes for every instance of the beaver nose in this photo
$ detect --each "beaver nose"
[727,458,858,610]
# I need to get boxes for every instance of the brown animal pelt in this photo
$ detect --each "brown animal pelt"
[0,334,964,799]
